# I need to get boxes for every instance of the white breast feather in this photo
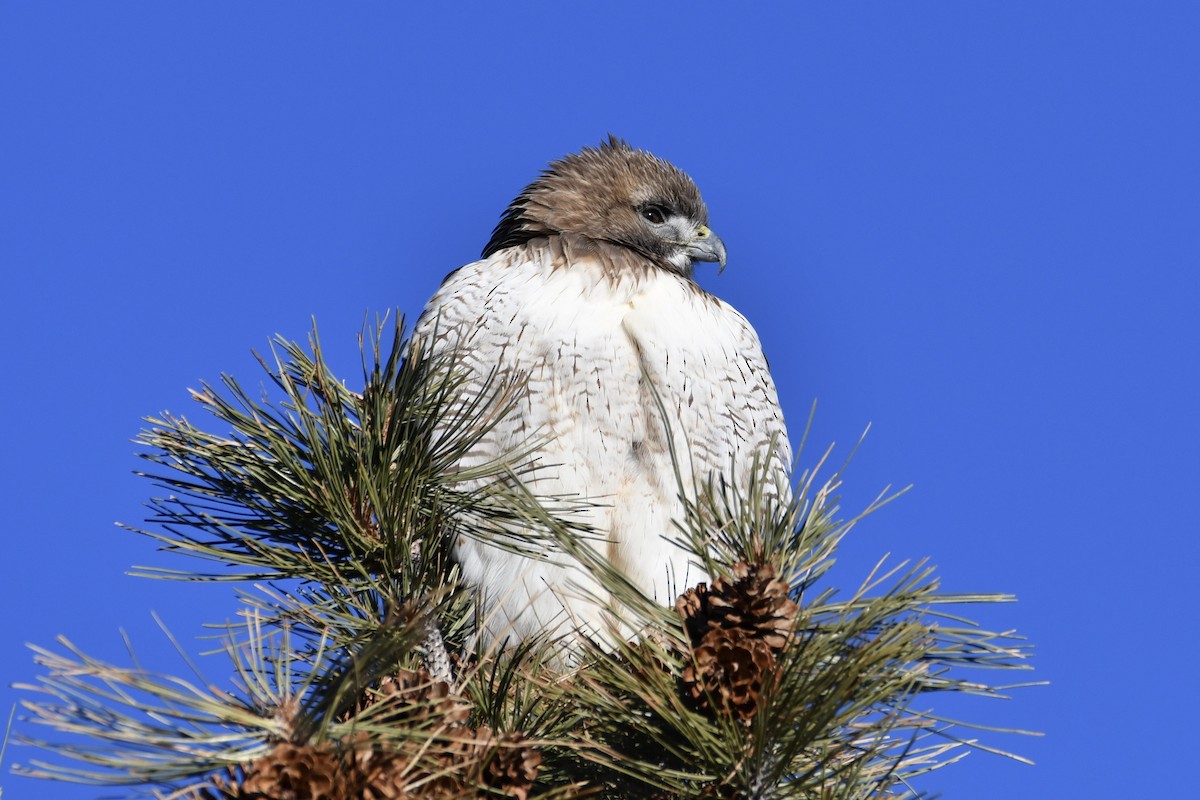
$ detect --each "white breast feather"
[414,247,790,648]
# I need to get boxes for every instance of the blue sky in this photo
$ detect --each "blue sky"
[2,3,1197,797]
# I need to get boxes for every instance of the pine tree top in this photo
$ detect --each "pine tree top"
[14,316,1037,799]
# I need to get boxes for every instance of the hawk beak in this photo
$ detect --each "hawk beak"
[686,225,728,272]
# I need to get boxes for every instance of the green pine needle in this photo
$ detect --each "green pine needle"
[14,314,1037,799]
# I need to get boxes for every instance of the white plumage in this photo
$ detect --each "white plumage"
[413,139,790,648]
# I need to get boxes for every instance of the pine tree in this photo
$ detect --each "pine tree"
[14,316,1035,799]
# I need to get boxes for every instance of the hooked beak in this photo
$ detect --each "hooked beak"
[686,225,727,272]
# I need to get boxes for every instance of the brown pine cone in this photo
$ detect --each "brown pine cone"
[709,562,798,651]
[362,724,542,800]
[194,675,540,800]
[480,732,542,800]
[677,562,797,653]
[354,667,471,728]
[682,627,776,723]
[206,741,357,800]
[675,581,714,645]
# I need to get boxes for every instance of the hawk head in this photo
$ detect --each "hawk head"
[483,136,727,275]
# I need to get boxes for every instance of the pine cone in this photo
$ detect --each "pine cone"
[354,667,471,727]
[480,732,542,800]
[359,723,541,800]
[206,741,359,800]
[676,562,797,652]
[647,781,740,800]
[697,782,743,800]
[675,581,714,644]
[682,627,776,723]
[195,673,539,800]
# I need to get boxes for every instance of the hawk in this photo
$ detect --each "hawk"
[414,137,790,648]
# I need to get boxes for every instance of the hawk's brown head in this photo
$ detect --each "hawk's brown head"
[483,136,726,275]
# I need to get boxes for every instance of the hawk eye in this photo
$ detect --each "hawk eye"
[640,205,668,225]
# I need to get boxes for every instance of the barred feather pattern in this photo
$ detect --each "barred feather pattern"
[414,236,791,649]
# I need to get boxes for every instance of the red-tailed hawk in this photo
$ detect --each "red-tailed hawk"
[415,137,790,648]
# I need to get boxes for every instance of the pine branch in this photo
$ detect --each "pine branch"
[14,314,1037,799]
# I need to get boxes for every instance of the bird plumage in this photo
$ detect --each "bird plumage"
[414,137,790,648]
